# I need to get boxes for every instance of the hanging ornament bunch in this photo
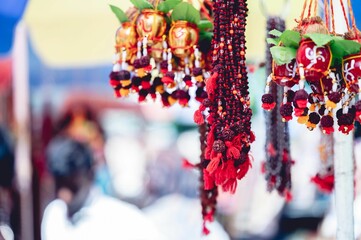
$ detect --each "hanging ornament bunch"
[261,0,361,135]
[109,0,214,108]
[192,0,254,232]
[262,16,293,200]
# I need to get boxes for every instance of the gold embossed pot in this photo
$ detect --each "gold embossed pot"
[168,21,199,58]
[136,9,167,43]
[115,22,137,62]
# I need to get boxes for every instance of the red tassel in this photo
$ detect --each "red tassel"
[222,179,237,193]
[161,76,174,84]
[202,224,210,235]
[284,189,293,202]
[213,160,236,187]
[311,174,334,193]
[182,158,195,169]
[205,72,218,96]
[225,141,241,159]
[206,114,214,124]
[231,134,242,149]
[141,81,151,89]
[203,211,214,222]
[194,104,206,125]
[109,80,120,87]
[194,110,204,125]
[203,169,215,190]
[237,157,252,180]
[205,126,215,159]
[250,131,256,143]
[114,90,121,98]
[144,65,152,72]
[206,153,222,174]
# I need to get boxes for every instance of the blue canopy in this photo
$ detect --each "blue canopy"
[0,0,28,55]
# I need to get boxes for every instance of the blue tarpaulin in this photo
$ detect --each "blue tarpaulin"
[0,0,28,55]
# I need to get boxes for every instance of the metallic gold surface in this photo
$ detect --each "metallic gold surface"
[115,22,137,62]
[168,21,199,58]
[136,9,167,43]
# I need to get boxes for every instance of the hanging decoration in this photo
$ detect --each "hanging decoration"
[261,0,361,194]
[192,0,254,232]
[262,16,293,200]
[261,0,361,135]
[109,0,253,234]
[108,0,214,107]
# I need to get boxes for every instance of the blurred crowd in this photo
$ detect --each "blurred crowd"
[1,88,361,240]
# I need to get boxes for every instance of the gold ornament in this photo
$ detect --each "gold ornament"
[168,21,199,58]
[115,22,137,62]
[136,9,167,43]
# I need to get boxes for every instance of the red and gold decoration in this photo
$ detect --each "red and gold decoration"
[261,0,361,135]
[109,0,213,108]
[261,0,361,194]
[109,0,253,234]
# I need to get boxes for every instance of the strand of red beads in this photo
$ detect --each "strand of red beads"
[194,0,254,233]
[263,17,293,200]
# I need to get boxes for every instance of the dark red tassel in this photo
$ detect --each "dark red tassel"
[205,72,218,97]
[182,158,195,169]
[311,174,334,193]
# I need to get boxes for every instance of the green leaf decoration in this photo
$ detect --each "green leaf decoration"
[198,20,213,31]
[269,29,282,37]
[130,0,154,10]
[280,30,301,48]
[303,33,334,46]
[270,46,297,65]
[330,39,361,63]
[171,2,201,24]
[199,31,213,43]
[267,37,280,46]
[157,0,182,13]
[109,5,129,23]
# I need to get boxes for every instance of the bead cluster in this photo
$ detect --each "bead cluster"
[193,0,254,232]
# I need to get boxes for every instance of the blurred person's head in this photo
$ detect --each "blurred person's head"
[46,136,94,217]
[53,103,105,165]
[0,127,14,188]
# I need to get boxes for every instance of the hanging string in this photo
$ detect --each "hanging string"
[308,0,314,18]
[324,0,329,31]
[300,0,309,21]
[155,0,160,9]
[340,0,351,32]
[330,0,336,34]
[348,0,360,42]
[313,0,318,17]
[198,0,213,23]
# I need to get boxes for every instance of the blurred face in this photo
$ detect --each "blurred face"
[55,170,93,218]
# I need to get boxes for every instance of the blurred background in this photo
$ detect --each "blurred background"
[1,0,361,239]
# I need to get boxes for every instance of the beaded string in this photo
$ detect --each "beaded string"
[264,16,293,199]
[194,0,253,233]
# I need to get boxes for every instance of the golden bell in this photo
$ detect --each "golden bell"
[168,21,199,58]
[115,22,137,62]
[136,9,167,43]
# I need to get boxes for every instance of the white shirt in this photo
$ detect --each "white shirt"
[143,194,230,240]
[41,189,164,240]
